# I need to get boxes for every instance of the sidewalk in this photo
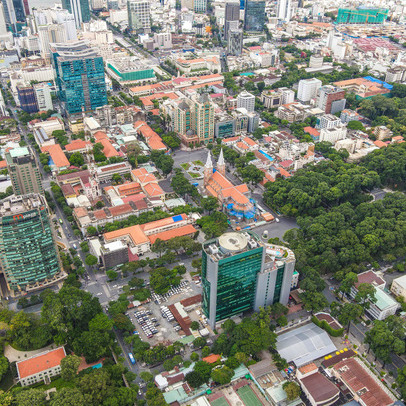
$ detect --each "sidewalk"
[5,343,57,363]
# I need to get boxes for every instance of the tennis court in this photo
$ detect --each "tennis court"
[210,396,230,406]
[237,385,263,406]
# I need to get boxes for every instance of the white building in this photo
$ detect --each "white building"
[297,78,322,103]
[33,83,53,112]
[109,9,128,24]
[391,275,406,300]
[17,347,66,387]
[319,126,347,143]
[237,90,255,112]
[277,0,291,22]
[350,270,399,321]
[128,0,151,33]
[317,114,341,130]
[153,32,172,49]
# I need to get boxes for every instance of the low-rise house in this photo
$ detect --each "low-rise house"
[17,347,66,387]
[391,274,406,300]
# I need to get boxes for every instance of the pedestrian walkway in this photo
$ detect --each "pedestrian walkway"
[4,343,56,363]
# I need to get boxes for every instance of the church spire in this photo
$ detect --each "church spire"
[218,148,225,166]
[205,151,213,168]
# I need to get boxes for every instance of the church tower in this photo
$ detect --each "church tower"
[217,148,226,176]
[204,151,213,186]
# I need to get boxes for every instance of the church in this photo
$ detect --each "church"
[204,150,256,220]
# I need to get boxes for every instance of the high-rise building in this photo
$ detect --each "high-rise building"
[33,83,53,112]
[224,1,239,39]
[5,147,43,196]
[50,40,108,115]
[12,0,25,22]
[173,94,215,145]
[202,231,296,328]
[227,28,243,55]
[244,0,265,32]
[61,0,90,28]
[0,194,65,296]
[127,0,150,33]
[237,90,255,112]
[316,85,346,114]
[17,86,37,113]
[336,8,388,25]
[277,0,291,22]
[192,93,214,144]
[0,3,8,36]
[297,78,322,102]
[2,0,16,31]
[194,0,207,13]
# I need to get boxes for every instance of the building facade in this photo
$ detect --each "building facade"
[17,86,37,113]
[277,0,291,22]
[224,1,240,39]
[194,0,207,12]
[227,28,243,56]
[127,0,151,33]
[244,0,265,32]
[0,194,65,296]
[202,231,295,328]
[61,0,90,27]
[297,78,322,102]
[316,85,346,114]
[50,40,108,115]
[237,90,255,112]
[33,83,53,112]
[5,147,43,195]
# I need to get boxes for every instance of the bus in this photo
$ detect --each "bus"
[128,353,136,365]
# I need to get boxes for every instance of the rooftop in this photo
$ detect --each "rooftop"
[276,323,337,367]
[17,347,66,379]
[300,372,340,404]
[0,194,47,217]
[332,357,396,406]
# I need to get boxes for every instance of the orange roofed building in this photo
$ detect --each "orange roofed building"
[204,150,256,220]
[17,347,66,387]
[41,144,70,172]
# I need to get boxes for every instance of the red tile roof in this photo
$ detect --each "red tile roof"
[99,138,119,158]
[148,224,197,244]
[0,160,6,169]
[333,357,395,406]
[17,347,66,379]
[202,354,221,364]
[65,139,91,152]
[41,144,70,168]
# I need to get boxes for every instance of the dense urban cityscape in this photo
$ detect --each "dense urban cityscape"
[0,0,405,404]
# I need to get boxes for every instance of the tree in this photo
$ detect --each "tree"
[113,314,133,331]
[190,352,199,362]
[87,226,98,236]
[0,390,13,406]
[73,330,110,363]
[50,388,85,406]
[190,321,200,331]
[89,313,113,332]
[396,365,406,400]
[347,120,364,131]
[193,337,207,349]
[301,291,328,314]
[69,152,84,167]
[106,270,118,280]
[270,303,288,319]
[0,356,8,381]
[201,346,211,358]
[354,283,376,310]
[201,196,218,214]
[339,272,358,299]
[85,254,98,268]
[140,371,154,383]
[15,389,46,406]
[211,366,234,385]
[238,164,264,185]
[335,303,363,332]
[283,382,301,401]
[112,173,122,184]
[79,369,111,405]
[60,354,81,381]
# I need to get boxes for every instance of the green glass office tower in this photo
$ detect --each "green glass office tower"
[244,0,265,32]
[61,0,90,26]
[202,231,296,328]
[0,194,65,296]
[50,41,107,115]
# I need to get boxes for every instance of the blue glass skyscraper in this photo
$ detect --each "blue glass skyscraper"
[50,40,108,115]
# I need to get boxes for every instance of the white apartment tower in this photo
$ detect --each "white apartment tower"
[127,0,151,33]
[297,78,322,103]
[237,91,255,112]
[277,0,292,22]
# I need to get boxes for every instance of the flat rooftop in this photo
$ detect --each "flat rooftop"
[0,194,46,217]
